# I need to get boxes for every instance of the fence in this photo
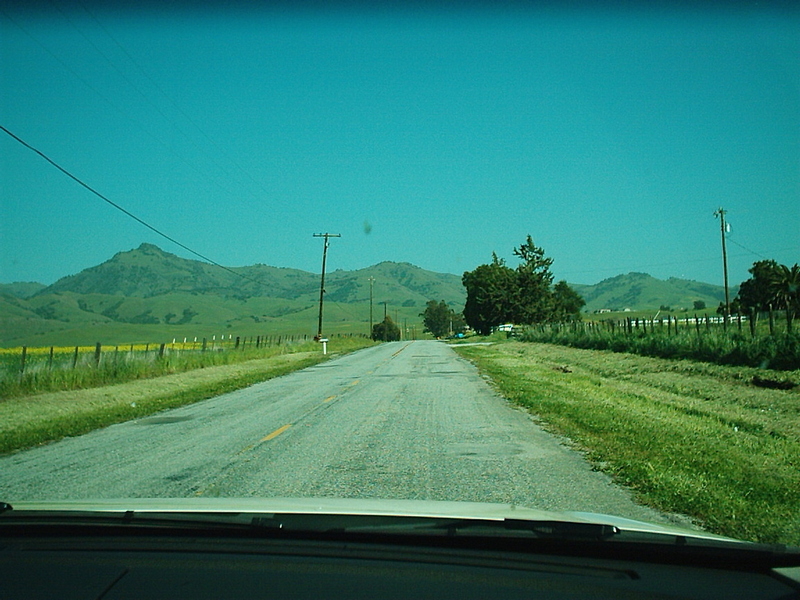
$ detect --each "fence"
[0,332,368,394]
[519,309,798,371]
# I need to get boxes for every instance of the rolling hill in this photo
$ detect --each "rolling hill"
[0,244,466,346]
[1,245,729,346]
[571,272,727,313]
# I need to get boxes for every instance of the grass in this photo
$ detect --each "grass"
[0,335,369,398]
[0,336,376,455]
[521,325,800,370]
[453,340,800,545]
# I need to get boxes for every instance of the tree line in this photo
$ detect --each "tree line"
[726,260,799,331]
[419,237,797,339]
[420,236,585,337]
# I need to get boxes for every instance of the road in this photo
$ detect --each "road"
[0,341,670,522]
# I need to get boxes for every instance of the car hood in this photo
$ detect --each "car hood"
[4,496,734,543]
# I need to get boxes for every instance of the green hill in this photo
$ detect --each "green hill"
[1,244,465,346]
[571,272,728,313]
[1,246,731,347]
[0,282,46,299]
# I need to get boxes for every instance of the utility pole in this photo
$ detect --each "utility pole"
[368,276,375,335]
[714,208,730,329]
[313,233,341,341]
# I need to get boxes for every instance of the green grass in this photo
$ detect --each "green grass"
[0,336,371,398]
[1,336,377,455]
[454,341,800,545]
[521,324,800,370]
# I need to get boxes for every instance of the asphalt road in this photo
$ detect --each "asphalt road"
[0,341,671,522]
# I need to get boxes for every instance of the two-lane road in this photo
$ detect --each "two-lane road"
[1,341,668,523]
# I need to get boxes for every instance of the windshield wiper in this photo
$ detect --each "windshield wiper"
[442,518,620,540]
[246,514,620,541]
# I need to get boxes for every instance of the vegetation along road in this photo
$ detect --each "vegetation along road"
[0,340,676,527]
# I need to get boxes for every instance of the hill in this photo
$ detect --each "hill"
[1,244,465,346]
[571,272,727,313]
[0,246,731,346]
[0,282,46,299]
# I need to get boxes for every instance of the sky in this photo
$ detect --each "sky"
[1,0,798,288]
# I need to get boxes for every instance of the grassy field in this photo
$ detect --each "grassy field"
[0,336,370,398]
[452,340,800,545]
[1,336,376,455]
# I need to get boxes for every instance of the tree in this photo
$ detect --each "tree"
[511,235,555,324]
[371,315,401,341]
[552,280,585,322]
[770,263,800,331]
[462,254,517,335]
[735,260,783,313]
[693,300,706,311]
[462,236,584,333]
[420,300,462,338]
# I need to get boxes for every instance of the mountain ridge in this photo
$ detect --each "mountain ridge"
[1,244,729,346]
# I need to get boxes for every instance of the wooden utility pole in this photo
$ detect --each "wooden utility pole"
[368,276,375,335]
[313,233,341,341]
[714,208,730,328]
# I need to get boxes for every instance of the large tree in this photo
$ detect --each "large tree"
[735,260,783,313]
[462,254,517,335]
[511,235,555,324]
[462,236,584,334]
[552,280,586,322]
[421,299,463,338]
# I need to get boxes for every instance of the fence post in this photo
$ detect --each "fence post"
[72,346,79,369]
[159,343,166,359]
[19,346,27,377]
[695,314,700,336]
[48,346,54,369]
[749,307,757,337]
[94,342,102,367]
[235,336,240,349]
[202,337,208,352]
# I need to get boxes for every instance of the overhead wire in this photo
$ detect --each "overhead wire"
[0,124,261,285]
[0,6,263,222]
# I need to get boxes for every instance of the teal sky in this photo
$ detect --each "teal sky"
[1,1,798,287]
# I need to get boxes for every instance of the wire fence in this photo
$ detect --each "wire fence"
[518,309,799,371]
[0,333,368,397]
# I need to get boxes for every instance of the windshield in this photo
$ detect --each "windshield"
[1,0,798,550]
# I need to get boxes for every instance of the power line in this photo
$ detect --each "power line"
[0,124,250,283]
[0,7,258,215]
[725,236,772,261]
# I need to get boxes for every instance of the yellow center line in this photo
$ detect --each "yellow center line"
[261,424,291,442]
[391,342,411,358]
[323,395,336,403]
[349,379,360,386]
